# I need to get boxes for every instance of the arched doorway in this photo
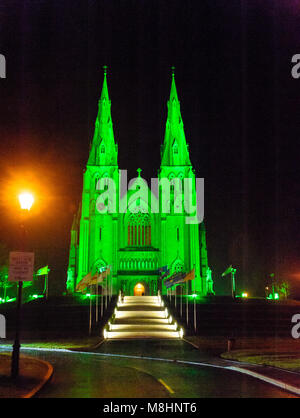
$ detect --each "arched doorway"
[134,283,145,296]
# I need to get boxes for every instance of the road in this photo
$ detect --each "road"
[0,340,296,398]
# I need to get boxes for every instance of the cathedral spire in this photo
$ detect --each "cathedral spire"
[160,68,191,167]
[100,65,109,101]
[88,66,118,166]
[170,66,179,102]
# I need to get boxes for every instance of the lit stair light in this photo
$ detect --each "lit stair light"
[103,295,182,340]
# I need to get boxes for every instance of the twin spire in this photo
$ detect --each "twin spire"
[160,67,191,167]
[88,66,118,166]
[88,66,191,168]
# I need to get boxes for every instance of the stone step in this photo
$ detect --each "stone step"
[110,323,177,331]
[104,295,181,340]
[115,310,167,319]
[119,301,162,306]
[122,298,160,301]
[117,305,164,311]
[114,317,170,324]
[105,330,180,339]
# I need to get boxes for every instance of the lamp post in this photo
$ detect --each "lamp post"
[11,192,34,379]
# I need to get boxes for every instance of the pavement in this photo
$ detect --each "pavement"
[0,352,53,398]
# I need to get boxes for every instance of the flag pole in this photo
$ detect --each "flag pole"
[110,268,113,300]
[101,283,103,317]
[46,271,49,300]
[89,285,92,336]
[231,268,236,299]
[180,284,182,317]
[194,294,196,333]
[174,285,176,308]
[193,264,196,332]
[96,279,98,323]
[186,281,189,325]
[105,275,108,309]
[108,268,110,302]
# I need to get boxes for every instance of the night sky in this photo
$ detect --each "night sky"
[0,0,299,297]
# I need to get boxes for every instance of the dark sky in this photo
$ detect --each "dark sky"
[0,0,299,297]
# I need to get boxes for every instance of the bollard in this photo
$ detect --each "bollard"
[0,314,6,339]
[227,338,235,352]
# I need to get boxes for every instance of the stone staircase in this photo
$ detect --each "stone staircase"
[103,295,184,340]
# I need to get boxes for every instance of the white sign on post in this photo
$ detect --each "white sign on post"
[9,251,34,282]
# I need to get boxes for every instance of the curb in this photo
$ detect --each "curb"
[22,357,54,398]
[226,365,300,396]
[70,338,104,352]
[183,338,200,349]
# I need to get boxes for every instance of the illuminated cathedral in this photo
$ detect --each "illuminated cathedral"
[66,68,213,296]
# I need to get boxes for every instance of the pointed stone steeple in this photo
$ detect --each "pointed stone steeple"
[160,68,191,167]
[88,66,118,166]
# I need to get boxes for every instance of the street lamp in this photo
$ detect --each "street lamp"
[11,192,34,379]
[18,192,34,211]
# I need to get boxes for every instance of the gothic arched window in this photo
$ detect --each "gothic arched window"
[95,176,100,190]
[128,212,151,247]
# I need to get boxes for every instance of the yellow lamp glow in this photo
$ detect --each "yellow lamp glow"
[18,193,34,211]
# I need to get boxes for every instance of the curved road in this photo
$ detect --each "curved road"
[0,339,296,398]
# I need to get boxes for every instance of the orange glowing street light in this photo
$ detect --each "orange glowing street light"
[18,192,34,211]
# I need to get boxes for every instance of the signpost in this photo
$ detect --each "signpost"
[9,252,34,282]
[9,251,34,379]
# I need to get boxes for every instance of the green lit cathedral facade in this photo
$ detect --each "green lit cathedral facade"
[66,69,213,296]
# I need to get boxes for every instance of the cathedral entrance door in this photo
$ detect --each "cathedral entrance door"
[134,283,145,296]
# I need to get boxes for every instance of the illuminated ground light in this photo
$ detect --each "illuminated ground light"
[241,292,248,298]
[267,293,279,300]
[30,294,44,299]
